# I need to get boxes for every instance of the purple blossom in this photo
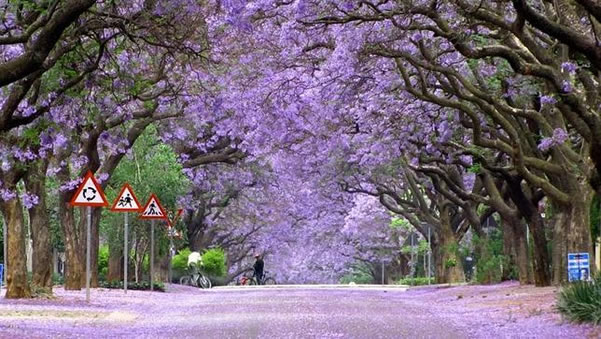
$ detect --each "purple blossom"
[341,2,355,11]
[0,188,16,201]
[97,173,110,183]
[538,129,569,151]
[540,95,557,105]
[538,138,554,151]
[53,134,68,151]
[59,179,83,192]
[21,192,39,209]
[561,80,572,93]
[40,131,54,148]
[561,62,577,73]
[22,106,36,117]
[1,160,11,171]
[552,128,569,144]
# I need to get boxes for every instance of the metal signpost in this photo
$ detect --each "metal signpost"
[568,252,590,282]
[151,220,154,291]
[3,215,6,287]
[110,183,142,294]
[0,263,4,292]
[70,171,109,303]
[140,194,167,292]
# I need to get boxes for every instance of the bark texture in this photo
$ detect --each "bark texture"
[0,197,31,298]
[24,159,53,290]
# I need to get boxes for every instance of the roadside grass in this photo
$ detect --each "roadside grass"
[557,275,601,325]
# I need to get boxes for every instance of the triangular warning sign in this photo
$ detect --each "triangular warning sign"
[70,171,109,207]
[166,209,183,227]
[110,183,142,212]
[139,194,167,219]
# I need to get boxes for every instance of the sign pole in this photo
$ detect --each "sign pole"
[109,182,142,293]
[150,219,154,292]
[168,234,174,284]
[69,171,110,303]
[138,193,167,291]
[86,206,91,303]
[3,215,6,287]
[124,212,128,294]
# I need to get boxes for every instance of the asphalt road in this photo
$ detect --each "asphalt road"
[0,284,594,338]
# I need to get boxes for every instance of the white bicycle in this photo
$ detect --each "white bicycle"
[179,264,212,289]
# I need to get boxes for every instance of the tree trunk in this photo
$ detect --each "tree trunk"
[502,219,517,281]
[432,222,465,284]
[189,230,212,252]
[528,214,551,286]
[552,189,595,284]
[24,159,53,291]
[106,243,123,282]
[89,208,101,287]
[504,175,551,286]
[509,218,531,284]
[58,167,83,290]
[0,195,31,298]
[106,221,123,283]
[551,210,568,285]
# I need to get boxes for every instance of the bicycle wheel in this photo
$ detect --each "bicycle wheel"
[179,276,191,286]
[263,277,276,285]
[198,275,212,289]
[248,278,257,285]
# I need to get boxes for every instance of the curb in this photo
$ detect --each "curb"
[212,284,409,291]
[407,282,470,290]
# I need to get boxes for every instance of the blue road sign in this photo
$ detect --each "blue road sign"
[0,264,3,290]
[567,253,590,282]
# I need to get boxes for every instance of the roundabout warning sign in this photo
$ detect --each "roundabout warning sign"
[69,171,109,207]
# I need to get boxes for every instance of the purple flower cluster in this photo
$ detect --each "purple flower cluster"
[0,188,16,202]
[59,178,83,192]
[561,62,577,73]
[540,95,557,105]
[21,192,40,209]
[539,128,569,151]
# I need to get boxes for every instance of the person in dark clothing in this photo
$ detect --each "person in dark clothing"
[253,254,264,284]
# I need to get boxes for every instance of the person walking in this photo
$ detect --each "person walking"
[253,253,264,285]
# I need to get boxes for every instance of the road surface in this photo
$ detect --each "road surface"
[0,283,596,338]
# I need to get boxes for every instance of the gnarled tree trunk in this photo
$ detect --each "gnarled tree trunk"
[528,214,551,286]
[509,217,531,284]
[57,167,83,290]
[24,159,53,291]
[432,219,465,284]
[502,218,517,281]
[552,187,595,285]
[0,194,31,298]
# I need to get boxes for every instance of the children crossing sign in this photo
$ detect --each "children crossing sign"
[139,194,167,219]
[110,183,142,212]
[70,171,109,207]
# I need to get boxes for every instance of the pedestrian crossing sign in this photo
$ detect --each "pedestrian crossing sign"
[110,183,142,212]
[139,194,167,219]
